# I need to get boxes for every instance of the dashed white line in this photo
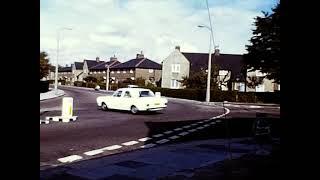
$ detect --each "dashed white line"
[122,141,139,146]
[197,121,204,124]
[156,139,170,144]
[140,143,156,148]
[196,127,204,130]
[178,132,189,136]
[58,155,83,163]
[101,145,122,151]
[138,137,152,142]
[188,129,197,132]
[216,120,222,123]
[164,131,173,134]
[182,125,191,129]
[153,134,164,138]
[169,135,180,140]
[84,149,104,156]
[174,128,182,131]
[203,124,210,127]
[210,122,216,125]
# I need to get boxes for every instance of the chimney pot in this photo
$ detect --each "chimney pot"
[175,46,180,51]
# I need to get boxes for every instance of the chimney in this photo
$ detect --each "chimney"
[214,46,220,56]
[110,55,117,62]
[96,57,100,62]
[175,46,180,51]
[136,51,144,59]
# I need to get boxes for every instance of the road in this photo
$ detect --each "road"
[40,86,280,169]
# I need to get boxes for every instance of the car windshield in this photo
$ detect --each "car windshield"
[139,90,155,97]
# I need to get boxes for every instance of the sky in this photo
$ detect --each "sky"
[40,0,278,66]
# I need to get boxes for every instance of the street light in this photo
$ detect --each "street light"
[54,27,73,94]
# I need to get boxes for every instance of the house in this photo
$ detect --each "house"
[246,69,280,92]
[161,46,246,91]
[58,65,73,85]
[88,56,121,82]
[110,52,162,85]
[82,57,105,78]
[72,62,84,82]
[162,46,279,92]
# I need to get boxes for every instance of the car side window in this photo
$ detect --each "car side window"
[124,91,131,98]
[114,91,122,97]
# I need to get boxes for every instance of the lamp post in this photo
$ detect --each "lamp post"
[106,65,110,91]
[54,27,73,94]
[197,0,216,103]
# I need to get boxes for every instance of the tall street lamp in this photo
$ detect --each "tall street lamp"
[54,27,73,94]
[198,0,216,103]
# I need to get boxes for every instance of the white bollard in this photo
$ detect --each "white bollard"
[62,97,73,118]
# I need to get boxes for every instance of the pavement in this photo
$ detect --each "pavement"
[40,137,278,180]
[40,89,65,101]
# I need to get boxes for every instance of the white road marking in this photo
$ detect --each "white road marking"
[164,131,173,134]
[191,123,198,126]
[178,132,189,136]
[84,149,104,156]
[174,128,182,131]
[188,129,197,132]
[156,139,170,144]
[216,120,222,123]
[138,137,152,142]
[58,155,82,163]
[183,125,191,129]
[197,127,204,130]
[140,144,156,148]
[101,145,122,151]
[203,124,210,127]
[210,122,216,125]
[249,105,262,108]
[169,135,180,140]
[122,141,139,146]
[153,134,164,138]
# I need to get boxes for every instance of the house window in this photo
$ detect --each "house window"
[131,77,135,80]
[171,64,180,73]
[117,70,120,74]
[111,71,114,74]
[256,84,265,92]
[149,69,154,73]
[278,84,280,91]
[256,70,265,77]
[103,71,106,73]
[123,70,126,73]
[94,71,97,74]
[111,77,115,80]
[98,71,101,74]
[130,69,134,73]
[219,70,228,76]
[171,79,180,89]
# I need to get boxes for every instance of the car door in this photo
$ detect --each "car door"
[122,90,133,110]
[109,90,123,109]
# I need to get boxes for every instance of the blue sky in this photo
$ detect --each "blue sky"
[40,0,278,65]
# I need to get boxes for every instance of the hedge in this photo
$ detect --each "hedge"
[147,87,279,104]
[40,81,49,93]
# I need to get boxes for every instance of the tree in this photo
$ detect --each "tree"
[40,51,50,79]
[83,76,97,83]
[243,3,280,84]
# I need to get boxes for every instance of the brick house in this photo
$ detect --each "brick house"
[58,66,73,84]
[88,56,121,82]
[110,52,162,85]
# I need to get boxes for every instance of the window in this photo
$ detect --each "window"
[123,70,126,74]
[171,79,180,89]
[219,70,228,76]
[98,71,101,74]
[94,71,97,74]
[149,69,154,73]
[111,71,114,74]
[256,84,265,92]
[113,90,122,97]
[131,77,135,80]
[139,91,155,97]
[130,69,134,73]
[256,70,265,77]
[124,91,132,98]
[117,70,120,74]
[103,71,106,73]
[171,64,180,73]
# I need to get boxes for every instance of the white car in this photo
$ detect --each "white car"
[96,88,168,114]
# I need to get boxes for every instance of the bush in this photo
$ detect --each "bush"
[86,82,97,88]
[74,81,86,87]
[40,80,49,93]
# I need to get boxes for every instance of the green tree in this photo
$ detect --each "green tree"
[244,3,280,84]
[84,76,97,83]
[40,51,50,79]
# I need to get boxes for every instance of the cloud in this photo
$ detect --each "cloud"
[40,0,278,65]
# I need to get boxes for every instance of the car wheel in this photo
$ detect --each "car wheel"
[101,102,108,111]
[130,105,138,114]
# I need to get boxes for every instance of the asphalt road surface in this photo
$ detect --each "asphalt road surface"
[40,86,280,169]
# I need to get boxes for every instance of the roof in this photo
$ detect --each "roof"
[181,52,245,81]
[84,60,105,69]
[89,60,121,70]
[58,66,72,72]
[111,58,161,70]
[74,62,84,70]
[116,88,152,92]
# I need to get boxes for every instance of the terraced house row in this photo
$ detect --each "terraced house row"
[46,47,279,92]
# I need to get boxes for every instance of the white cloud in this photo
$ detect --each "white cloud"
[40,0,277,65]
